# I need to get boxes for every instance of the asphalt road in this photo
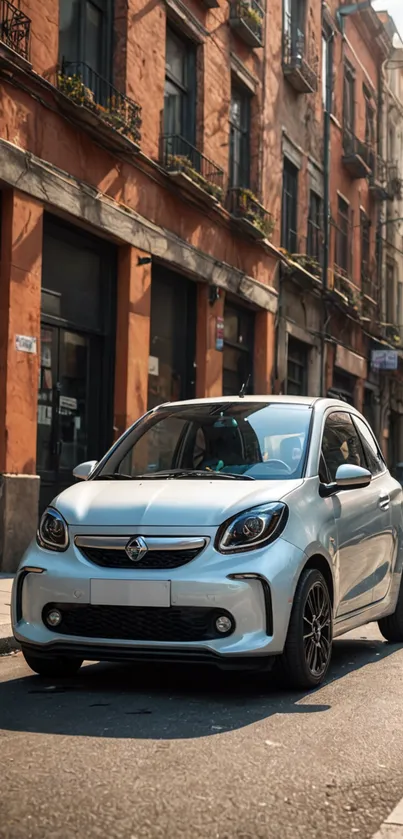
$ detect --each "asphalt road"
[1,625,403,839]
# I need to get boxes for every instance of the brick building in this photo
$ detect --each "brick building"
[0,0,403,569]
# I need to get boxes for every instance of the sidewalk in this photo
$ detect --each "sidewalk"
[0,574,18,653]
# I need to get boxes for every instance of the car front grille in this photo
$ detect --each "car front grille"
[78,546,202,570]
[42,604,235,642]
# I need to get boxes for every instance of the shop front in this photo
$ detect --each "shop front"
[37,217,117,512]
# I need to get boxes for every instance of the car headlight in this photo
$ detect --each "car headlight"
[216,503,288,554]
[37,508,69,552]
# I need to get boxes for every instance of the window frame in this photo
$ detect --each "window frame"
[343,60,355,133]
[281,157,299,253]
[319,410,366,484]
[307,190,323,261]
[164,27,197,145]
[58,0,113,81]
[351,414,386,478]
[335,195,352,275]
[229,84,251,190]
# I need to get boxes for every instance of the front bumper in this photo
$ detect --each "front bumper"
[12,531,307,666]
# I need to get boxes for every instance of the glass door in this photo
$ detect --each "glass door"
[37,325,98,511]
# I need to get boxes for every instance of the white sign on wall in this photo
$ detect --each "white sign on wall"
[15,334,37,354]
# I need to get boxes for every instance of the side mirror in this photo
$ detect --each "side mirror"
[73,460,97,481]
[320,463,371,497]
[335,463,372,489]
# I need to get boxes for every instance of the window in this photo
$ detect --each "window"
[164,29,196,144]
[335,196,351,274]
[386,260,395,325]
[353,415,385,477]
[98,402,313,481]
[364,90,376,149]
[282,158,299,253]
[59,0,110,77]
[229,87,251,189]
[287,338,308,396]
[322,29,332,111]
[322,412,364,482]
[360,210,370,281]
[307,191,322,261]
[284,0,306,55]
[343,61,355,133]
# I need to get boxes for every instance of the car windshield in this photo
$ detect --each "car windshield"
[96,402,312,481]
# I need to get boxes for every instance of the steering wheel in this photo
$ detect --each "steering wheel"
[264,459,293,474]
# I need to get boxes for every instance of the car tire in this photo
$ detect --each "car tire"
[280,568,333,690]
[21,647,83,678]
[378,576,403,642]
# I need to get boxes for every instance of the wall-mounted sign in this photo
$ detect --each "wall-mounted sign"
[371,350,399,371]
[215,316,224,351]
[148,355,159,376]
[15,334,37,354]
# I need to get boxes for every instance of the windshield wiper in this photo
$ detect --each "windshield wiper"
[133,469,255,481]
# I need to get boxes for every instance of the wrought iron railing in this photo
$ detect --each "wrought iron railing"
[229,0,264,44]
[160,135,224,200]
[57,60,142,143]
[307,220,323,266]
[342,128,371,166]
[0,0,30,60]
[333,267,361,312]
[282,13,318,90]
[227,187,274,238]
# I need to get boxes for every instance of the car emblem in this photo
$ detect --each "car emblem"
[125,536,148,563]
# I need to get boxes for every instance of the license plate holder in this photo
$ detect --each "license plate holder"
[90,579,171,608]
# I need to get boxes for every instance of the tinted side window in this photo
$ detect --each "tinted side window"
[353,415,385,477]
[322,412,365,482]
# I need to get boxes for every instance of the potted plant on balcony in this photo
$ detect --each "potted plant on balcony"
[235,188,274,239]
[239,0,262,31]
[166,154,223,203]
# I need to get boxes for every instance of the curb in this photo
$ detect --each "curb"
[0,624,20,655]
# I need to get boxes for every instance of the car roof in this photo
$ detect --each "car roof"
[155,396,359,413]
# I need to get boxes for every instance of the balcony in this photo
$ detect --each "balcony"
[342,129,371,180]
[282,18,318,94]
[227,188,274,240]
[160,135,224,205]
[369,155,389,201]
[0,0,30,62]
[332,266,361,315]
[229,0,264,48]
[57,61,142,149]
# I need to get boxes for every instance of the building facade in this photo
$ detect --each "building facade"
[1,0,403,570]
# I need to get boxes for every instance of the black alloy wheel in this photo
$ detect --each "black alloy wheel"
[280,568,333,689]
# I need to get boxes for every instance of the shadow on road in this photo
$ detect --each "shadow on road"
[0,634,400,740]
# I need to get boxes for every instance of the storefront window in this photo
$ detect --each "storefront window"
[223,304,254,396]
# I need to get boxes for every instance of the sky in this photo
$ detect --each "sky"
[372,0,403,37]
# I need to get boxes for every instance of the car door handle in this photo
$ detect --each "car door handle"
[379,494,390,510]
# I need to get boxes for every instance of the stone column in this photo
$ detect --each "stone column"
[254,310,275,394]
[195,285,225,398]
[113,245,151,440]
[0,190,43,572]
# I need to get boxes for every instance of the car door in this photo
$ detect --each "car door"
[352,414,395,605]
[321,411,380,617]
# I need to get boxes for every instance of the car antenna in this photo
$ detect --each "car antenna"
[239,374,251,398]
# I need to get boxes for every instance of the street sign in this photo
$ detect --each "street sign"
[371,350,399,370]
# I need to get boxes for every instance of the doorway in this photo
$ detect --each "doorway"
[148,264,197,409]
[223,303,254,395]
[38,217,116,511]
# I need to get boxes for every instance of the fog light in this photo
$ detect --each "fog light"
[215,615,232,634]
[46,609,62,628]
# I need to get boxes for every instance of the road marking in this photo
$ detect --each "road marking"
[372,796,403,837]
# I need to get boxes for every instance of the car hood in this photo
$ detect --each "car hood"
[53,478,303,528]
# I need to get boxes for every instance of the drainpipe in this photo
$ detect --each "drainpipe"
[321,22,335,396]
